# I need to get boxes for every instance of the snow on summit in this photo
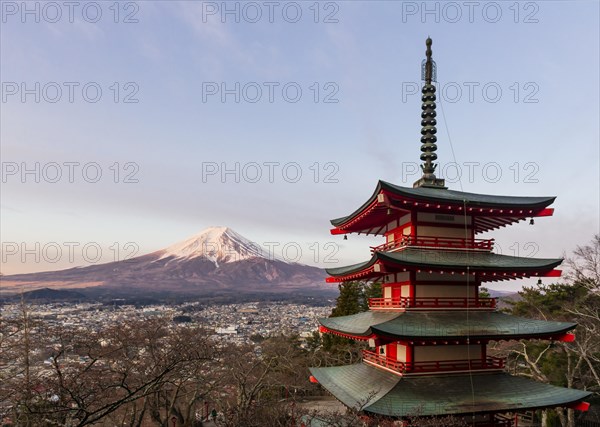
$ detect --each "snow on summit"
[159,226,277,265]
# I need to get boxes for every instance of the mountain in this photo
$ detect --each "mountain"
[157,226,275,265]
[4,287,88,302]
[1,227,330,298]
[486,289,518,299]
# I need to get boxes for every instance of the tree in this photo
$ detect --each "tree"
[144,324,221,427]
[498,235,600,427]
[361,282,382,312]
[330,282,364,318]
[566,234,600,288]
[0,299,45,427]
[0,312,218,427]
[215,335,310,427]
[479,287,491,298]
[321,281,380,355]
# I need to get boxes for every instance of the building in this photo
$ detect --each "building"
[308,38,592,426]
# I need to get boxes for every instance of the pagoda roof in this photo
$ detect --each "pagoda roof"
[319,311,576,341]
[330,180,555,235]
[309,364,591,417]
[326,247,562,282]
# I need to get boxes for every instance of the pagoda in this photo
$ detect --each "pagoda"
[309,38,592,426]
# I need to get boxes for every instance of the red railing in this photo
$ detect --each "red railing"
[368,297,496,310]
[406,356,505,373]
[362,350,504,375]
[362,349,406,373]
[371,235,494,253]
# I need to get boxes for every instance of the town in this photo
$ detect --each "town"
[1,300,334,345]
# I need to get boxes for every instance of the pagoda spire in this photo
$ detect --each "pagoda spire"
[413,37,447,189]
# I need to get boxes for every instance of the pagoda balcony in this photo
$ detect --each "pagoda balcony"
[371,235,494,253]
[368,297,497,310]
[362,349,505,376]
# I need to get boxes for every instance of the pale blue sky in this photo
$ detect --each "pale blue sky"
[1,1,599,291]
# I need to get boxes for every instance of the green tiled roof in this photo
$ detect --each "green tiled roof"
[320,311,399,336]
[319,311,576,340]
[309,363,398,411]
[331,180,555,226]
[310,364,591,417]
[326,247,562,277]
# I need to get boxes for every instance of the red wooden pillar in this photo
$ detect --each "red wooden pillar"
[409,271,416,305]
[391,285,401,306]
[406,343,414,372]
[386,343,397,361]
[410,211,417,240]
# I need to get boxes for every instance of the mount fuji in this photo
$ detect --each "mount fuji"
[157,226,277,266]
[1,227,330,298]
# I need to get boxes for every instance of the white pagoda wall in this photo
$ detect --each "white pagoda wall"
[416,225,471,238]
[414,345,482,362]
[417,212,472,226]
[415,273,471,281]
[415,284,477,298]
[384,213,411,233]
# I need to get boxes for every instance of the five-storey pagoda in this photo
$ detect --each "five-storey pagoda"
[309,38,592,426]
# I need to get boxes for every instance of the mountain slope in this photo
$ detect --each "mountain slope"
[1,227,328,296]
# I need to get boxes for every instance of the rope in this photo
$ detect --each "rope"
[438,94,477,421]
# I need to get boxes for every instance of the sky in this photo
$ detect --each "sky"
[1,0,599,291]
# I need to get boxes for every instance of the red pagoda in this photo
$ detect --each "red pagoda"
[309,38,592,426]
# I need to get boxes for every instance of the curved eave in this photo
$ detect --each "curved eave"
[330,180,556,235]
[319,311,401,337]
[318,311,576,342]
[326,257,378,278]
[309,364,400,413]
[326,249,563,283]
[372,323,577,343]
[371,373,592,417]
[310,365,592,418]
[379,181,556,209]
[330,181,388,227]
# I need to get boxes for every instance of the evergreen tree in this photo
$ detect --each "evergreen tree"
[330,282,363,317]
[362,282,382,311]
[322,281,381,354]
[479,286,491,298]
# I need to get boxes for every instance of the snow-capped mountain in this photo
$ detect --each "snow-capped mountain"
[2,227,328,297]
[157,226,277,265]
